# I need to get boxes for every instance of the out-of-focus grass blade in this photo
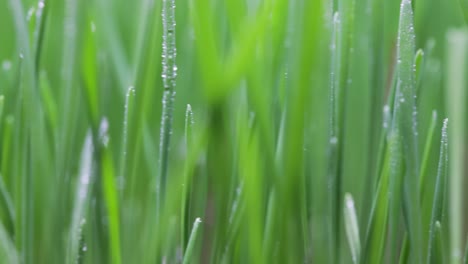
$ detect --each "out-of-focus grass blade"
[399,236,409,264]
[239,124,263,263]
[0,221,18,264]
[100,119,122,264]
[189,0,221,100]
[182,218,202,264]
[0,172,15,238]
[38,72,58,129]
[67,131,94,264]
[463,235,468,264]
[445,29,467,264]
[119,86,135,192]
[362,146,390,264]
[418,110,437,200]
[181,104,194,253]
[433,221,446,264]
[414,49,424,91]
[344,193,360,264]
[81,17,99,127]
[387,127,404,264]
[427,119,448,264]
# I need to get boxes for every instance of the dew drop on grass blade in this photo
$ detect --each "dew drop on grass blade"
[67,131,94,264]
[394,0,421,262]
[158,0,178,205]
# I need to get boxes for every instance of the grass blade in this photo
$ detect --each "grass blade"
[344,193,360,264]
[183,218,202,264]
[67,131,94,264]
[427,119,448,264]
[158,0,178,205]
[445,29,468,264]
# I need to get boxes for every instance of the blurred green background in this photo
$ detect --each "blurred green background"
[0,0,467,263]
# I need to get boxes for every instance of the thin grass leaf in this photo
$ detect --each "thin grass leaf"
[67,131,94,264]
[158,0,178,205]
[344,193,360,264]
[418,110,437,200]
[100,119,122,264]
[426,119,448,264]
[119,86,135,191]
[362,146,390,264]
[181,104,194,253]
[414,49,424,90]
[183,218,202,264]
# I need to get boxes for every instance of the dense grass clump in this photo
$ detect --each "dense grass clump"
[0,0,467,263]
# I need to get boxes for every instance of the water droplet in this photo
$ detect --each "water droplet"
[27,7,35,21]
[383,105,391,129]
[2,60,11,71]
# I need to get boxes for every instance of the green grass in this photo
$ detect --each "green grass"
[0,0,467,263]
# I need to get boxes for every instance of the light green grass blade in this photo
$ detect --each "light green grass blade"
[445,29,468,264]
[183,218,202,264]
[67,131,94,264]
[427,119,448,264]
[344,193,360,264]
[394,0,421,262]
[100,120,122,264]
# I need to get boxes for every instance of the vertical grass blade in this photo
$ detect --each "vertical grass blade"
[158,0,178,204]
[181,104,194,253]
[67,132,94,264]
[427,119,448,264]
[100,119,122,264]
[344,193,360,264]
[445,29,468,264]
[119,86,135,190]
[394,0,421,262]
